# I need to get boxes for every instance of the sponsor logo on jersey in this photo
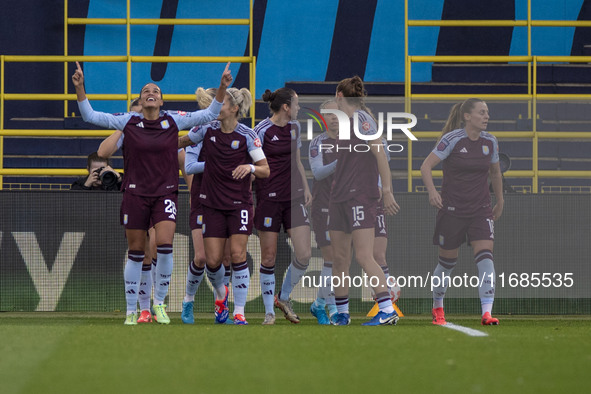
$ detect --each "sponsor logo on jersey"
[271,135,279,141]
[264,217,272,227]
[129,184,136,188]
[137,122,144,128]
[177,111,187,116]
[160,120,170,129]
[239,225,248,231]
[269,192,276,197]
[353,221,361,227]
[210,136,216,143]
[310,147,318,158]
[168,214,176,219]
[231,140,240,149]
[197,215,203,225]
[482,145,490,155]
[199,194,206,199]
[460,147,468,153]
[437,138,449,152]
[254,138,262,147]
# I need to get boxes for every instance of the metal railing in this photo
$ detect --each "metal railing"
[0,0,255,189]
[404,0,591,192]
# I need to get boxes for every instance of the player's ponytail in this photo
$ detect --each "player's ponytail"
[439,98,485,142]
[262,87,296,114]
[195,87,216,110]
[226,87,252,119]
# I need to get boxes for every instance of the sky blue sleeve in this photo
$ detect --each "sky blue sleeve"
[78,99,131,130]
[432,135,458,161]
[188,125,206,145]
[491,136,500,164]
[185,143,205,175]
[170,99,223,130]
[309,138,337,180]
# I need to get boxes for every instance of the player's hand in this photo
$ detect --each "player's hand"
[232,164,252,180]
[72,61,84,87]
[428,190,443,209]
[303,189,312,207]
[220,62,233,88]
[382,190,400,215]
[492,201,504,221]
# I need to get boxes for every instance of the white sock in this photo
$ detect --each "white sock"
[206,264,226,300]
[317,260,333,301]
[232,261,250,315]
[260,264,276,315]
[280,258,308,301]
[124,250,143,314]
[184,260,204,303]
[432,256,457,309]
[476,250,495,315]
[138,264,152,311]
[376,292,394,314]
[154,244,173,305]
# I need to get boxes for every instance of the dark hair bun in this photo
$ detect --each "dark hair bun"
[262,89,276,102]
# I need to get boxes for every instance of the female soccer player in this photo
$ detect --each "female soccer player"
[98,98,200,323]
[420,98,503,326]
[308,99,339,324]
[254,87,312,325]
[181,87,233,325]
[72,61,232,325]
[179,87,269,325]
[329,75,400,326]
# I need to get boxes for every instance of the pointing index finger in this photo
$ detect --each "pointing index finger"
[76,61,82,71]
[224,62,230,73]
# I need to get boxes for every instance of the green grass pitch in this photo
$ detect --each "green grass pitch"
[1,313,589,394]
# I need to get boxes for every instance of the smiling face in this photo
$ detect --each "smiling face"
[139,83,163,110]
[464,101,489,132]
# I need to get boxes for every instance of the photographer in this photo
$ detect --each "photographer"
[71,152,122,191]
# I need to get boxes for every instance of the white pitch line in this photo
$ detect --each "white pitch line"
[441,322,489,337]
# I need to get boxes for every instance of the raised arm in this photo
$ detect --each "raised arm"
[172,63,233,130]
[72,62,130,130]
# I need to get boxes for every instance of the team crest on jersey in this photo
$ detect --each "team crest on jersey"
[231,140,240,149]
[439,235,445,246]
[310,147,318,158]
[254,138,262,147]
[123,214,128,225]
[177,111,187,116]
[437,138,449,152]
[160,120,170,129]
[197,215,203,225]
[362,122,371,131]
[264,217,272,227]
[290,129,296,139]
[482,145,490,155]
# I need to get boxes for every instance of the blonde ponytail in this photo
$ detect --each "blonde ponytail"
[195,87,216,109]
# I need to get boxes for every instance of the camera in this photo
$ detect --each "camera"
[94,166,119,189]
